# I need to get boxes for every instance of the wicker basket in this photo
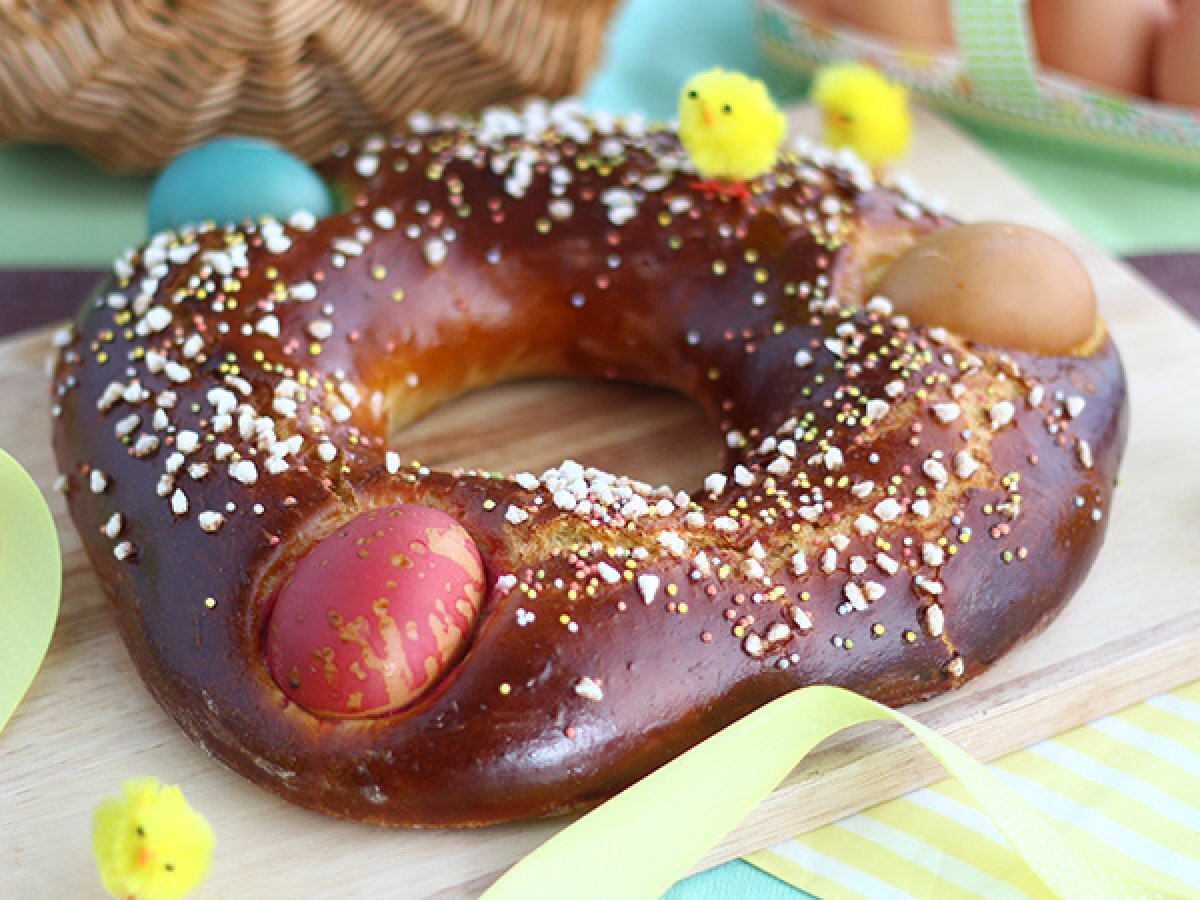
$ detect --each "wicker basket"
[0,0,619,172]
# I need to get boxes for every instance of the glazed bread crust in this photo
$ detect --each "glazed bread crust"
[51,107,1127,826]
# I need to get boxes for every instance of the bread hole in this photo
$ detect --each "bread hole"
[390,377,724,492]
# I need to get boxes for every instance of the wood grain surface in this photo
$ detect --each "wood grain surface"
[2,108,1199,899]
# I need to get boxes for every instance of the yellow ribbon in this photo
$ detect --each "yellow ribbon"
[0,449,62,735]
[485,685,1189,899]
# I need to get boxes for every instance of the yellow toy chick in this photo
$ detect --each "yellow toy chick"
[678,68,787,194]
[92,777,214,900]
[811,62,911,169]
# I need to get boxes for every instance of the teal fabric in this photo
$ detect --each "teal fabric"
[585,0,769,119]
[661,859,804,900]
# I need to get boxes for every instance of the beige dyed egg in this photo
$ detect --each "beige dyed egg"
[1154,0,1200,107]
[875,223,1098,355]
[825,0,954,49]
[1030,0,1172,97]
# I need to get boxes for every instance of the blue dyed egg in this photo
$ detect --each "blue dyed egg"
[147,136,334,234]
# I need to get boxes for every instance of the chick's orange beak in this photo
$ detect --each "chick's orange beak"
[136,846,155,868]
[701,105,715,127]
[823,109,851,133]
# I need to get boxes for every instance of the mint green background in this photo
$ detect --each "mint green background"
[1,0,1193,897]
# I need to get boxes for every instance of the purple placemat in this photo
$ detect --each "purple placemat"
[0,259,1195,339]
[0,270,105,337]
[1126,254,1200,322]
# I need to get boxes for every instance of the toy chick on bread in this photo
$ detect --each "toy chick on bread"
[678,64,911,195]
[678,68,788,193]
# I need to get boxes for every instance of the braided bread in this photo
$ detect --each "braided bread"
[51,101,1127,826]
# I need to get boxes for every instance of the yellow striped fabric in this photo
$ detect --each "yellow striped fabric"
[748,680,1200,899]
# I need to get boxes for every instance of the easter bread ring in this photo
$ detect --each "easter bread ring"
[51,101,1126,826]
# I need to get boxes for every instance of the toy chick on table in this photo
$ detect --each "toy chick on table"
[93,777,214,900]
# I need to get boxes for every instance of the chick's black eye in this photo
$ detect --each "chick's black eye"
[722,104,733,114]
[135,826,145,837]
[165,863,176,872]
[687,89,698,99]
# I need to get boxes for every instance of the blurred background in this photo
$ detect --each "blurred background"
[1,0,1199,267]
[0,2,1196,897]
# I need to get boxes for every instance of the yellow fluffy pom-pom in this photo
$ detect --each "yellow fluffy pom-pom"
[678,68,788,182]
[811,63,911,168]
[92,777,214,900]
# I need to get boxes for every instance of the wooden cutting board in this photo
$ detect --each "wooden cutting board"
[3,108,1200,899]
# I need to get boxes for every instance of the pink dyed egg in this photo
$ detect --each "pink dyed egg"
[266,504,485,718]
